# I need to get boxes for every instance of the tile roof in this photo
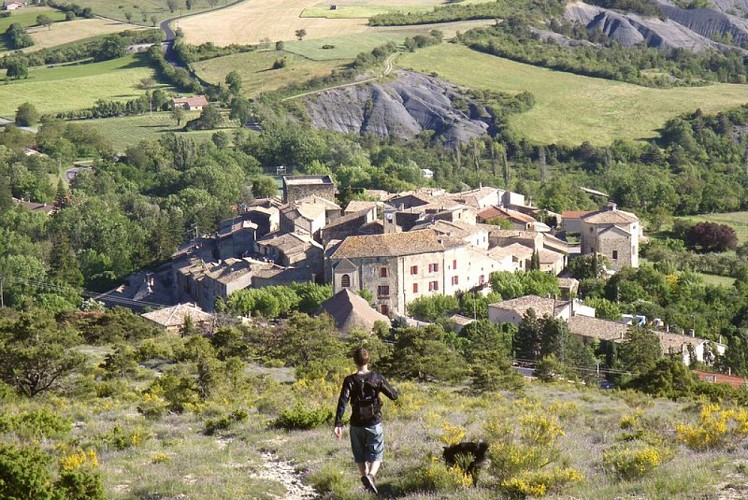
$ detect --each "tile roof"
[331,229,464,259]
[12,198,56,215]
[490,243,534,260]
[561,210,593,219]
[142,303,214,328]
[257,232,319,254]
[295,194,340,209]
[582,208,638,224]
[538,248,564,264]
[478,206,537,224]
[319,289,390,333]
[489,295,570,318]
[413,219,484,239]
[281,202,327,221]
[567,315,630,342]
[344,200,378,213]
[203,258,253,285]
[172,95,209,108]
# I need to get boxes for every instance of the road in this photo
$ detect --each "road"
[281,53,398,102]
[0,117,37,133]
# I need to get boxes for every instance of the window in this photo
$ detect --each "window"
[453,259,457,270]
[429,281,439,291]
[377,285,389,297]
[413,283,418,294]
[479,275,485,285]
[380,267,388,278]
[410,265,418,275]
[381,304,389,315]
[450,276,459,286]
[589,227,594,233]
[612,250,618,260]
[428,263,439,273]
[341,274,350,287]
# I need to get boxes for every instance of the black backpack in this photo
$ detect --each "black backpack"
[352,373,380,422]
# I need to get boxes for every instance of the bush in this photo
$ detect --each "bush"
[57,449,104,499]
[501,467,584,497]
[602,445,672,479]
[13,408,71,439]
[675,403,748,451]
[99,425,149,451]
[136,392,169,420]
[204,409,249,435]
[309,463,357,496]
[410,457,474,491]
[273,405,333,430]
[0,444,55,498]
[683,221,738,253]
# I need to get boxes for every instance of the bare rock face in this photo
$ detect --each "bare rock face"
[305,70,488,148]
[564,1,722,51]
[657,1,748,46]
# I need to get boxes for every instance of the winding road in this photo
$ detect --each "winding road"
[281,53,398,102]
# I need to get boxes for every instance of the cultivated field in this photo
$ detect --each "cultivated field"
[84,112,227,152]
[0,6,64,32]
[25,18,144,52]
[300,0,491,19]
[282,19,494,60]
[399,44,748,145]
[0,55,164,116]
[193,50,343,96]
[59,0,232,24]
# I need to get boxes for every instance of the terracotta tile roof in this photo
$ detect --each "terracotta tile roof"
[567,315,629,342]
[331,229,464,259]
[295,194,340,209]
[450,314,476,326]
[281,202,327,221]
[561,210,593,219]
[582,208,638,224]
[12,198,56,215]
[172,95,208,108]
[479,206,537,224]
[413,219,484,239]
[257,232,319,254]
[489,295,570,318]
[204,258,253,285]
[490,243,534,260]
[538,248,564,264]
[323,209,370,230]
[694,371,748,389]
[142,303,214,328]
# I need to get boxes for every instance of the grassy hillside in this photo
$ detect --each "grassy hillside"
[61,0,227,24]
[85,111,233,152]
[0,54,167,116]
[25,18,143,52]
[193,50,343,96]
[399,44,748,145]
[677,211,748,245]
[0,7,65,32]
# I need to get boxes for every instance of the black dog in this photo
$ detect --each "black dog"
[442,441,490,486]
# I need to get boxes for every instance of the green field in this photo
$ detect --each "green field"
[84,111,235,152]
[193,50,344,96]
[0,7,65,32]
[399,44,748,145]
[66,0,230,24]
[678,211,748,245]
[696,272,735,288]
[301,0,494,19]
[0,54,166,116]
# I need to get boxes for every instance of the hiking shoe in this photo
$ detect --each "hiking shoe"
[362,474,378,494]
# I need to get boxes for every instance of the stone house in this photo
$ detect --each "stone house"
[279,202,327,240]
[320,209,378,247]
[141,303,215,334]
[329,230,470,316]
[560,210,593,233]
[172,95,209,111]
[488,295,573,327]
[3,1,27,10]
[282,175,335,204]
[216,216,257,260]
[580,203,640,270]
[255,232,323,278]
[173,257,254,311]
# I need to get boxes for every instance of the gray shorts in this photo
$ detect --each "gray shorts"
[349,423,384,463]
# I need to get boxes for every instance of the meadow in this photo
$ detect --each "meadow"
[58,0,232,24]
[300,0,492,19]
[399,44,748,145]
[0,54,165,117]
[84,111,233,152]
[193,50,344,96]
[24,18,143,52]
[0,6,65,32]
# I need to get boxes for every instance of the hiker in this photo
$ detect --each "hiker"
[334,347,398,495]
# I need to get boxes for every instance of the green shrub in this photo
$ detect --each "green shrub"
[309,463,357,497]
[99,425,149,451]
[0,408,71,440]
[407,457,473,491]
[136,392,170,420]
[603,445,673,480]
[500,467,584,497]
[273,405,333,430]
[56,468,105,499]
[0,443,55,499]
[204,409,249,435]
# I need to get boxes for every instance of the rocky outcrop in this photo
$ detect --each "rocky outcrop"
[305,71,489,148]
[657,1,748,45]
[565,1,723,51]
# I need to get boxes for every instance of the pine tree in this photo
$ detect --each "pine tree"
[48,232,83,288]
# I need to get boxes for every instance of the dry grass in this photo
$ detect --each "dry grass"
[25,18,145,52]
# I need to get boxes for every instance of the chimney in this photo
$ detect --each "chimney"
[665,324,669,333]
[689,329,695,337]
[606,201,617,211]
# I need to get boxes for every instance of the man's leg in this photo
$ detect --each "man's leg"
[357,462,368,476]
[368,461,381,477]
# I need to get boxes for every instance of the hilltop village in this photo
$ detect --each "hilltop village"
[105,175,720,367]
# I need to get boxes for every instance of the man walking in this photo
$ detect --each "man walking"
[334,347,398,495]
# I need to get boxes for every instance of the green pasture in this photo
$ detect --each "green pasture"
[66,0,230,24]
[677,211,748,244]
[0,7,65,32]
[0,54,165,116]
[301,0,495,19]
[399,44,748,145]
[193,50,343,95]
[695,272,735,288]
[84,111,234,152]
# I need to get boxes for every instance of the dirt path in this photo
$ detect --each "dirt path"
[253,451,319,499]
[282,53,397,102]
